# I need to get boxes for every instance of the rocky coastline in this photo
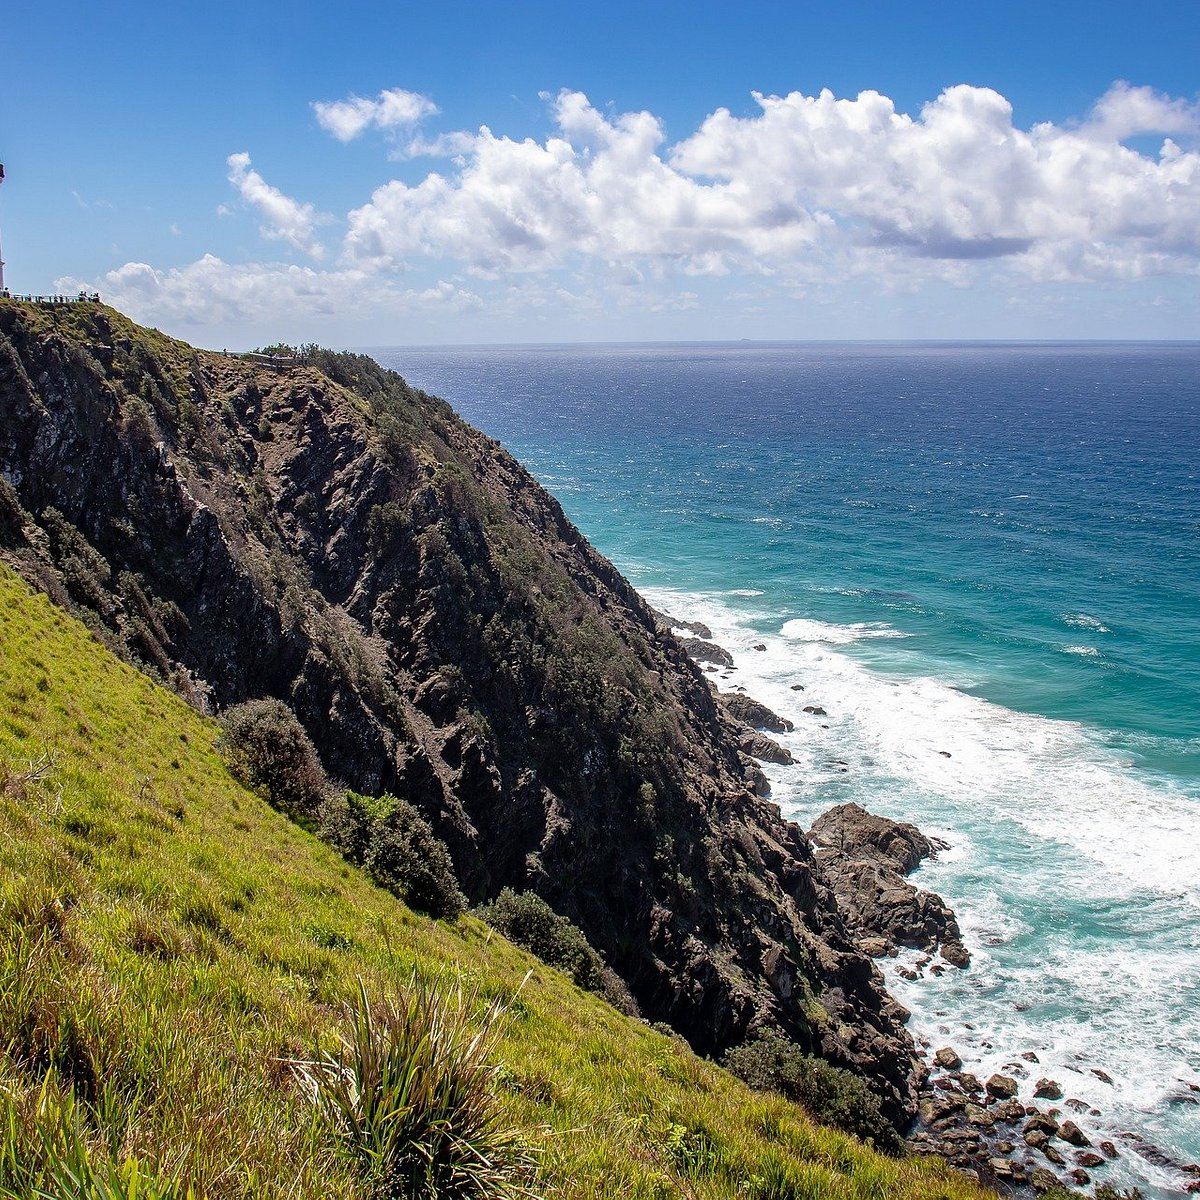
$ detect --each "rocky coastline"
[655,605,1200,1199]
[3,302,1193,1197]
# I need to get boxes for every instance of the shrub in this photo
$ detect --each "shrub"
[361,794,466,920]
[474,890,634,1013]
[322,792,466,921]
[722,1030,903,1155]
[218,698,331,819]
[291,977,539,1200]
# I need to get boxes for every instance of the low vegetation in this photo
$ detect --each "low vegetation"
[724,1030,903,1155]
[474,889,634,1013]
[290,977,537,1199]
[0,563,990,1197]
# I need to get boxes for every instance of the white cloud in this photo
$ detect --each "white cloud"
[226,151,324,256]
[1081,81,1200,144]
[339,84,1200,284]
[225,152,324,258]
[226,152,325,258]
[313,87,438,142]
[60,254,482,331]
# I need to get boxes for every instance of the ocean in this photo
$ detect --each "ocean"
[379,341,1200,1197]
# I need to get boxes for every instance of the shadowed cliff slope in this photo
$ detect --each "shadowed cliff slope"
[0,298,919,1123]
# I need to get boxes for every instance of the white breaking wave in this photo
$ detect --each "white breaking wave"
[1063,612,1112,633]
[639,582,1200,1188]
[1062,644,1102,657]
[780,616,911,644]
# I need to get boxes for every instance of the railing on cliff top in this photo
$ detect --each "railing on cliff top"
[1,289,102,305]
[0,291,308,371]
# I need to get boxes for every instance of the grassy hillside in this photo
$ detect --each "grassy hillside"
[0,563,986,1200]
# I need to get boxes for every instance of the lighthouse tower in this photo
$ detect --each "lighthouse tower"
[0,163,6,293]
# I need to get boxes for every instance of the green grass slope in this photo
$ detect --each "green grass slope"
[0,564,988,1200]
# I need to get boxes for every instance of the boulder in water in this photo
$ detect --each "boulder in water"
[719,691,793,732]
[1057,1119,1091,1147]
[935,1046,963,1070]
[738,730,794,766]
[680,636,733,667]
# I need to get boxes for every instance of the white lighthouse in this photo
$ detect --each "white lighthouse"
[0,163,6,294]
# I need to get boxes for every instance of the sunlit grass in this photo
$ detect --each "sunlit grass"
[0,563,991,1199]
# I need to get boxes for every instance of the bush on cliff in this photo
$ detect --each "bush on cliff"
[219,698,331,819]
[323,791,466,920]
[723,1029,904,1155]
[220,701,465,919]
[475,889,635,1013]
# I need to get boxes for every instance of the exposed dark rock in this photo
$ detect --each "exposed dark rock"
[1031,1166,1059,1192]
[807,803,968,965]
[679,636,734,667]
[986,1074,1019,1100]
[965,1103,995,1128]
[1075,1150,1105,1168]
[1057,1120,1091,1147]
[934,1046,962,1070]
[1025,1114,1059,1136]
[650,607,712,641]
[0,299,923,1129]
[1034,1077,1063,1100]
[743,762,771,797]
[802,704,828,716]
[941,939,971,968]
[737,730,795,766]
[718,691,793,733]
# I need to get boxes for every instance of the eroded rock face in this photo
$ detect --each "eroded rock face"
[718,692,794,733]
[679,636,734,667]
[0,300,922,1127]
[808,802,970,967]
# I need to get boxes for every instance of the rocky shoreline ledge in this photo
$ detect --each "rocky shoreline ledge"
[656,605,1200,1199]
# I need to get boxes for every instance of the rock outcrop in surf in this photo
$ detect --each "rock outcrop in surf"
[808,803,970,968]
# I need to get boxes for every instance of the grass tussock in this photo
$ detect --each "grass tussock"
[0,563,992,1200]
[291,977,538,1199]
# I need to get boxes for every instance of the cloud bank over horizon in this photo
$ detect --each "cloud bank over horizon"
[72,81,1200,337]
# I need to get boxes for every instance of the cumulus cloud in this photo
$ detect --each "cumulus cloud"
[227,152,325,257]
[339,83,1200,283]
[313,87,438,142]
[1081,81,1200,144]
[61,254,482,329]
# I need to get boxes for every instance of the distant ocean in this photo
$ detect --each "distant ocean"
[381,342,1200,1197]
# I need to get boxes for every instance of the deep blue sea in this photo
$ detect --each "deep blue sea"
[379,342,1200,1197]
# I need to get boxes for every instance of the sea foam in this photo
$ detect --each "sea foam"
[643,584,1200,1194]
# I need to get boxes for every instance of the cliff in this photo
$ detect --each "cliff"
[0,298,920,1123]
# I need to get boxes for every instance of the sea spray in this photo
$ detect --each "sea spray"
[643,583,1200,1199]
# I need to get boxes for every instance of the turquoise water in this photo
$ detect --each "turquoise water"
[382,342,1200,1196]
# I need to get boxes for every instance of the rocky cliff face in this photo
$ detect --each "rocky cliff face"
[0,299,921,1125]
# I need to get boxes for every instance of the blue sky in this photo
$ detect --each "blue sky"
[4,1,1199,345]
